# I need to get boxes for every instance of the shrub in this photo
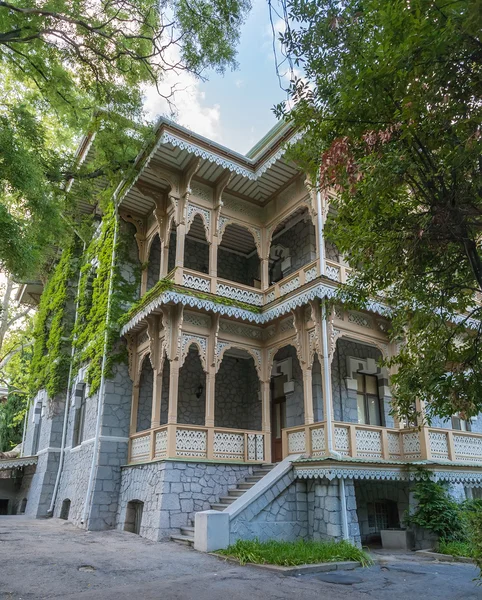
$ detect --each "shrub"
[407,480,463,541]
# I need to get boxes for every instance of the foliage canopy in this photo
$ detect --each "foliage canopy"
[276,0,482,422]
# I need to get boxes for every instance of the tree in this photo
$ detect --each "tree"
[0,0,250,278]
[275,0,482,423]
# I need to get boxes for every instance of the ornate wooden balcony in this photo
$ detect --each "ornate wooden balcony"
[129,424,266,464]
[282,421,482,464]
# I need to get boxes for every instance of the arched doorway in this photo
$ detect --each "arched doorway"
[270,345,303,462]
[178,345,206,425]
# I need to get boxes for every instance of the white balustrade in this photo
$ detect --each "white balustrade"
[216,281,263,306]
[130,434,150,462]
[182,271,211,292]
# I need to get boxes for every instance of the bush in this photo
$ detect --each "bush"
[438,539,474,558]
[407,480,463,541]
[217,539,372,567]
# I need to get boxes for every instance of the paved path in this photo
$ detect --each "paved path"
[0,517,480,599]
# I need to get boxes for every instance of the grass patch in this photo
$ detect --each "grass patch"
[217,539,373,567]
[437,539,474,558]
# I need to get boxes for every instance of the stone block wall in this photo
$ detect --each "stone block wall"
[217,249,260,287]
[178,348,206,425]
[185,236,210,274]
[229,470,309,543]
[116,461,254,541]
[271,216,316,280]
[137,359,153,432]
[147,235,161,291]
[307,478,361,545]
[215,355,261,430]
[331,339,393,427]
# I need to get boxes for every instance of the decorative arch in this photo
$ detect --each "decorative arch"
[134,350,151,386]
[266,201,315,251]
[187,204,211,240]
[215,341,262,378]
[180,334,207,371]
[218,218,262,258]
[332,331,389,364]
[267,340,301,373]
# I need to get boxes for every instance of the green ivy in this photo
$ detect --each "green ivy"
[72,203,140,394]
[29,244,77,397]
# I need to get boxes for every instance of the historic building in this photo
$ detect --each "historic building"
[5,119,482,549]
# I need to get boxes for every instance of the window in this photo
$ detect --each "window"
[73,384,87,447]
[452,415,471,432]
[356,373,382,426]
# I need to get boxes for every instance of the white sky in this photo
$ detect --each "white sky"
[144,0,291,154]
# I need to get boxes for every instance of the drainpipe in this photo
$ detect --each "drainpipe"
[339,477,350,541]
[81,206,119,526]
[20,403,28,457]
[316,183,335,455]
[47,240,86,516]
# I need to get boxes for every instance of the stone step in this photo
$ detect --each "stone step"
[170,534,194,546]
[210,503,229,511]
[245,476,263,483]
[252,470,272,477]
[181,526,194,536]
[237,482,256,490]
[218,496,236,505]
[227,489,246,497]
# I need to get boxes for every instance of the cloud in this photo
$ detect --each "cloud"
[143,65,222,142]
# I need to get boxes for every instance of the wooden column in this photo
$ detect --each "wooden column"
[261,257,269,291]
[209,240,218,294]
[261,380,272,463]
[167,360,180,424]
[150,367,162,428]
[175,223,186,269]
[205,368,216,428]
[129,385,140,435]
[302,367,314,425]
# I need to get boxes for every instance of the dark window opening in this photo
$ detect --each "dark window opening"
[73,384,87,447]
[125,500,144,534]
[60,499,71,520]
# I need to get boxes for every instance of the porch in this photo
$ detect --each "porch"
[283,421,482,464]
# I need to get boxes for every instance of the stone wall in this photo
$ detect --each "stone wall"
[147,235,161,290]
[270,216,316,282]
[229,470,308,544]
[312,355,323,422]
[215,355,261,430]
[178,348,206,425]
[185,236,209,274]
[217,249,260,287]
[308,478,361,545]
[331,339,393,427]
[116,461,253,540]
[137,359,153,432]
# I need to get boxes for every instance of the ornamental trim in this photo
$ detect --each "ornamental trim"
[120,282,390,335]
[0,456,38,471]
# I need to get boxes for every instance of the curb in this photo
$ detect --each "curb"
[415,550,475,564]
[209,553,361,575]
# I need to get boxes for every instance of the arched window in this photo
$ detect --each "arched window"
[178,345,206,425]
[136,357,153,432]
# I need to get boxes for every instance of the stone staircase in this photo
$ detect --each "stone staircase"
[170,464,275,547]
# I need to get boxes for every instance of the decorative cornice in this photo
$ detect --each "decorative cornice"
[294,465,482,485]
[0,456,38,471]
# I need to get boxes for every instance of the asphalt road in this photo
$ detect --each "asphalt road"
[0,517,480,600]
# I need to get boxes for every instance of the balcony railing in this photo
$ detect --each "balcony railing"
[129,424,266,464]
[325,261,352,284]
[282,421,482,464]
